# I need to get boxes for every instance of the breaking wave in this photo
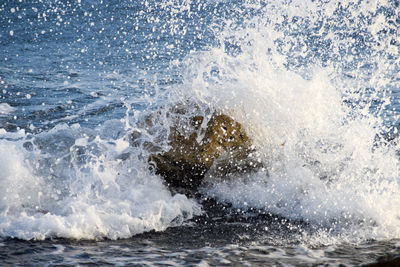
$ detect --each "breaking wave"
[0,0,399,243]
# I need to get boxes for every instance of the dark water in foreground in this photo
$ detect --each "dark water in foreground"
[1,0,400,265]
[1,201,400,266]
[1,211,400,266]
[1,217,400,266]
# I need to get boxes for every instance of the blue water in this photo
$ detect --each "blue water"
[1,0,400,265]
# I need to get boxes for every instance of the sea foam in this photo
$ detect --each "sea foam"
[165,0,400,244]
[0,0,399,244]
[0,124,200,240]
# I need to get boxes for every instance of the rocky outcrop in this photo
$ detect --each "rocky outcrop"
[148,113,261,190]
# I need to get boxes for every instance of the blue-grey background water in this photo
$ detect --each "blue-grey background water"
[1,0,400,265]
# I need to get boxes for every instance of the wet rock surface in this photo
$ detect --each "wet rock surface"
[147,113,261,190]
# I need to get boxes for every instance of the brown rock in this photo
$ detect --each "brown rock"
[148,113,261,190]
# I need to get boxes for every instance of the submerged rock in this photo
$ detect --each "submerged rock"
[148,113,261,190]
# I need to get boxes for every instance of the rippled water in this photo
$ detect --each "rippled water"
[1,0,400,265]
[1,220,400,266]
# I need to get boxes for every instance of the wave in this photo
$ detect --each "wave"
[0,0,399,243]
[0,124,200,240]
[163,0,400,244]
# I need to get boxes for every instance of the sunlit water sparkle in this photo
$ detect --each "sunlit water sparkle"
[0,0,400,265]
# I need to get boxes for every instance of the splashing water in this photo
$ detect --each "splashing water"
[166,0,400,243]
[0,0,399,246]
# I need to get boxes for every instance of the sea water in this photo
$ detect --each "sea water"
[0,0,400,265]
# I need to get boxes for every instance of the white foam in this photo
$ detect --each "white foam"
[168,0,400,244]
[1,0,399,244]
[0,125,201,240]
[0,103,15,115]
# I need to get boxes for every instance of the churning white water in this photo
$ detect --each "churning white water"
[168,0,400,244]
[0,0,399,247]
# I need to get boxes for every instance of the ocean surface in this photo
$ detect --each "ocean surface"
[1,0,400,265]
